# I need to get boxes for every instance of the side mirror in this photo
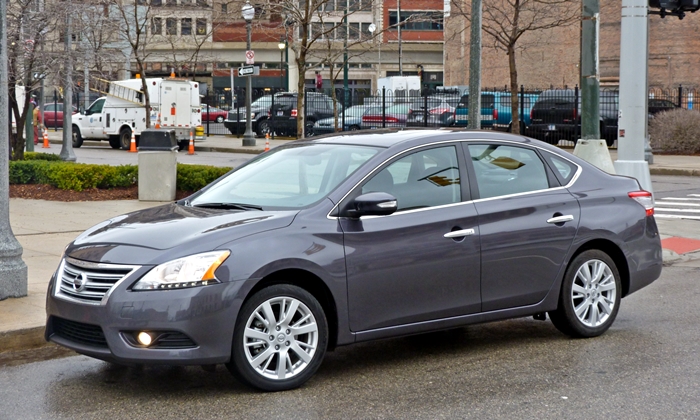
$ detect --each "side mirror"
[346,192,397,218]
[79,106,85,114]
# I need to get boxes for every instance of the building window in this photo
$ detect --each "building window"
[152,0,162,6]
[166,18,177,35]
[195,0,209,7]
[151,17,162,35]
[389,11,444,30]
[196,18,207,35]
[181,18,192,35]
[221,3,227,13]
[348,23,359,40]
[165,0,177,6]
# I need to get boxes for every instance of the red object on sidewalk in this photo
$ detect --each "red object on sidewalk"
[661,237,700,255]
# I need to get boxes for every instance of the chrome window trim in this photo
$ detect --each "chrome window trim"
[327,138,582,220]
[54,257,142,306]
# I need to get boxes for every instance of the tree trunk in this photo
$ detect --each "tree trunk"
[508,45,520,135]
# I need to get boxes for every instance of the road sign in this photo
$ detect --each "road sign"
[238,66,260,77]
[246,50,254,65]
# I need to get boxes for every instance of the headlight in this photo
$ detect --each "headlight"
[132,251,230,291]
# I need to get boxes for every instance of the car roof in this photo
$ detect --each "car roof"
[302,128,550,150]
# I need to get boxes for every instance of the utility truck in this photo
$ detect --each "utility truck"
[72,77,203,150]
[365,76,421,106]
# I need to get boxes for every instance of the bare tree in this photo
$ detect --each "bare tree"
[451,0,579,134]
[6,0,57,160]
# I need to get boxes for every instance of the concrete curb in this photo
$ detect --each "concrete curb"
[0,326,46,354]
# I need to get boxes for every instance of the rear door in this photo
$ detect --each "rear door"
[464,142,580,311]
[160,81,192,129]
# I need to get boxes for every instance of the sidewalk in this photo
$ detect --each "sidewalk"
[3,131,700,356]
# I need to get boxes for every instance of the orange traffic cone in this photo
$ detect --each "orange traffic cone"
[42,128,49,148]
[188,130,195,155]
[155,113,161,129]
[129,131,137,152]
[264,133,270,152]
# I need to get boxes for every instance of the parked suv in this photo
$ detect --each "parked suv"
[490,92,540,133]
[528,89,619,146]
[453,92,499,128]
[405,95,460,127]
[269,92,340,136]
[224,95,273,137]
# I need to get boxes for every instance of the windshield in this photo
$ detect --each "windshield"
[386,104,409,114]
[252,96,272,107]
[189,144,380,209]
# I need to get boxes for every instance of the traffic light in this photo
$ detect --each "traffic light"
[649,0,700,19]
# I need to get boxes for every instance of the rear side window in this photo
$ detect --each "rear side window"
[468,144,550,199]
[481,95,495,108]
[542,151,578,185]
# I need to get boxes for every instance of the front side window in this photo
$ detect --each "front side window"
[190,144,380,209]
[468,144,550,199]
[362,146,461,211]
[87,98,105,115]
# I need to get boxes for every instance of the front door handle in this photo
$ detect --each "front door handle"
[444,228,476,238]
[547,215,574,224]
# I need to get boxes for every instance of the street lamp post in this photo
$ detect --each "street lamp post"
[242,1,256,146]
[368,23,380,84]
[278,38,286,91]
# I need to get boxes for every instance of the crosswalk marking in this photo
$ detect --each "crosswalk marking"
[655,214,700,220]
[656,194,700,220]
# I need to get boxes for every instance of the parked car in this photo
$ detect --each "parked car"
[528,89,619,146]
[45,129,661,392]
[648,98,678,117]
[43,103,77,129]
[200,105,228,123]
[454,92,500,128]
[361,103,410,129]
[224,95,273,137]
[405,96,460,127]
[312,105,383,136]
[491,92,541,133]
[269,92,341,137]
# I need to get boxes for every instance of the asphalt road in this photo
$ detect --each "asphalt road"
[1,264,698,419]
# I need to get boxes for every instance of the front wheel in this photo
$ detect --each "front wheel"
[216,116,224,123]
[227,284,328,391]
[257,119,271,137]
[72,125,83,148]
[305,120,315,137]
[549,250,621,338]
[109,136,121,149]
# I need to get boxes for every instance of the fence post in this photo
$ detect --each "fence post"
[270,93,275,140]
[678,85,683,108]
[342,94,346,132]
[574,85,580,139]
[303,92,308,139]
[423,93,428,127]
[520,85,525,130]
[205,92,210,136]
[236,88,241,138]
[382,87,386,128]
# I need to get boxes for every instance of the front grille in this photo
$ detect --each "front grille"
[52,317,108,348]
[57,258,139,305]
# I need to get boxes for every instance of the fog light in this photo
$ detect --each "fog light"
[137,332,153,346]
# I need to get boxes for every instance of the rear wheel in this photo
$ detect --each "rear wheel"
[549,250,621,338]
[108,136,121,149]
[119,127,132,150]
[349,125,360,131]
[227,284,328,391]
[257,119,271,137]
[215,116,224,123]
[305,120,315,137]
[72,125,83,148]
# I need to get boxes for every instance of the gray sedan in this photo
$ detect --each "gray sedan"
[45,129,662,392]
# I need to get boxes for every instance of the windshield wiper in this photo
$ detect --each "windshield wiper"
[192,202,263,211]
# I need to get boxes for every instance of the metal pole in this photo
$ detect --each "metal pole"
[580,0,600,140]
[468,0,482,130]
[614,0,652,194]
[0,0,28,299]
[343,3,349,109]
[280,48,284,90]
[242,19,256,146]
[60,0,76,161]
[397,0,402,76]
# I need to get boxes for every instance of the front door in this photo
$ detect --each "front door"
[342,145,481,332]
[84,98,106,138]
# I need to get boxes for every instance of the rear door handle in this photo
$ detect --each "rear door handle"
[547,215,574,224]
[444,228,476,238]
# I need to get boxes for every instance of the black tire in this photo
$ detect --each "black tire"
[119,127,132,150]
[72,125,83,148]
[256,119,271,137]
[216,116,224,123]
[109,136,121,149]
[549,250,621,338]
[227,284,328,391]
[349,125,360,131]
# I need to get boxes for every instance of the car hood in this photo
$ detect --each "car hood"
[66,203,298,265]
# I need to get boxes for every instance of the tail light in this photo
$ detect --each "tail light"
[573,107,578,120]
[430,108,450,115]
[530,107,534,120]
[385,116,399,123]
[291,109,298,117]
[629,191,654,216]
[493,108,498,120]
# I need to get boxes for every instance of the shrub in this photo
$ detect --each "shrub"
[649,109,700,154]
[24,152,61,161]
[177,163,232,192]
[9,159,230,192]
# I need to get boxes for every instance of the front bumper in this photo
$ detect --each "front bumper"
[45,261,244,365]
